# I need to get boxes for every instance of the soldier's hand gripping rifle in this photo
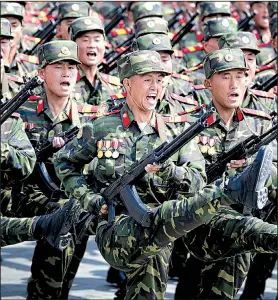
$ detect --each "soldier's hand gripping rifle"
[238,9,258,31]
[0,76,43,125]
[34,126,80,201]
[102,107,216,227]
[206,123,277,184]
[171,11,199,47]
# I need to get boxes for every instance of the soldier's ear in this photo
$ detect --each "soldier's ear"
[204,79,212,90]
[38,68,45,80]
[123,78,131,93]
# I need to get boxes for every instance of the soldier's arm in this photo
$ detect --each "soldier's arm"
[158,122,207,193]
[1,117,36,180]
[53,124,104,215]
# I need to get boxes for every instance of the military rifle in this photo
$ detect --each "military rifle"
[105,5,127,35]
[206,123,277,184]
[238,9,258,31]
[171,11,199,47]
[168,7,185,29]
[102,107,216,227]
[251,72,278,92]
[34,126,79,200]
[0,76,43,125]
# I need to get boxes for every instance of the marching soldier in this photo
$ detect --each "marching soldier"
[54,49,275,300]
[69,16,124,107]
[1,2,39,76]
[13,40,96,299]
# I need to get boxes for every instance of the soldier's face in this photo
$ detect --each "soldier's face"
[243,50,257,84]
[124,72,164,112]
[205,69,247,109]
[5,17,22,48]
[39,61,78,98]
[75,31,105,67]
[159,52,173,74]
[203,37,220,54]
[251,2,269,29]
[58,18,76,40]
[0,38,11,65]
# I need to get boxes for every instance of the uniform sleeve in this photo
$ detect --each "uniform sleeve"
[158,122,207,193]
[53,124,104,214]
[1,117,36,180]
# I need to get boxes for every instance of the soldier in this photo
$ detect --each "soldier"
[0,2,39,76]
[54,50,274,300]
[1,18,23,100]
[54,2,91,41]
[13,40,96,299]
[174,48,277,300]
[69,16,124,107]
[218,32,277,116]
[249,1,276,65]
[186,17,238,85]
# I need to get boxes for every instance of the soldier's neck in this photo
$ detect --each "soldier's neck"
[127,100,152,124]
[213,101,235,129]
[259,27,271,42]
[80,64,97,86]
[45,88,69,119]
[8,45,17,65]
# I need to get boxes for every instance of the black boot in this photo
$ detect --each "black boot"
[32,198,81,250]
[225,145,273,209]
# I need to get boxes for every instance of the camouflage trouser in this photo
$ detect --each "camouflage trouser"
[96,185,223,300]
[1,215,35,247]
[174,208,277,300]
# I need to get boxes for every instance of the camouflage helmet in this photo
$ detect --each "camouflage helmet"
[117,50,170,82]
[69,16,105,41]
[1,2,23,21]
[270,17,278,38]
[38,40,81,68]
[202,17,238,41]
[204,48,248,79]
[134,33,173,54]
[268,2,278,18]
[135,17,169,38]
[200,2,231,21]
[58,2,90,21]
[1,18,14,39]
[218,32,260,54]
[132,2,163,23]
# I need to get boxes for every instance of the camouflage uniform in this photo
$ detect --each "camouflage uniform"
[0,2,39,77]
[174,49,277,300]
[69,16,124,106]
[52,2,91,41]
[11,41,94,300]
[188,17,238,85]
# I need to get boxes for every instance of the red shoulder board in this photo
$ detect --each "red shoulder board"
[184,64,203,73]
[178,105,203,115]
[28,95,41,101]
[110,92,127,100]
[171,93,198,106]
[181,43,203,54]
[255,64,275,73]
[171,73,193,82]
[252,29,260,40]
[7,74,24,83]
[257,41,272,48]
[54,32,62,38]
[17,53,39,64]
[241,108,272,119]
[110,28,132,37]
[196,30,203,42]
[193,84,206,90]
[250,89,276,99]
[173,49,184,58]
[77,104,99,113]
[162,115,190,123]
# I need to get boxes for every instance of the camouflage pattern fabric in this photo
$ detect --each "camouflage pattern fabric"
[135,33,173,54]
[131,2,163,23]
[1,2,23,20]
[199,2,231,20]
[1,17,14,39]
[1,215,35,247]
[117,50,170,82]
[58,2,90,22]
[71,67,123,106]
[270,16,278,38]
[134,17,169,38]
[268,1,278,18]
[69,16,105,41]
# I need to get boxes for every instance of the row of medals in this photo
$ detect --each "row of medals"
[97,140,120,159]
